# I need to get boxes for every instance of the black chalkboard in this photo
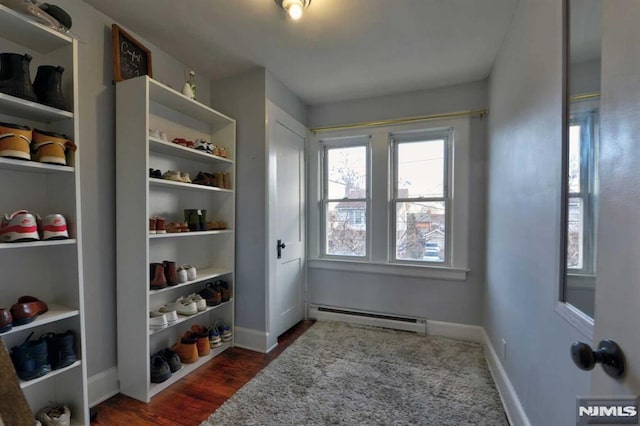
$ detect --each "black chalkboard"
[112,24,153,82]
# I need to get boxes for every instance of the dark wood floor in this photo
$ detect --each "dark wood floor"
[91,320,315,425]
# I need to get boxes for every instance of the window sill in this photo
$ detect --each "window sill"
[307,258,469,281]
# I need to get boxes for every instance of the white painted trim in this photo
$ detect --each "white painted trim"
[234,326,278,353]
[554,301,594,340]
[426,320,484,343]
[482,330,532,426]
[308,258,468,281]
[88,367,119,407]
[308,305,427,335]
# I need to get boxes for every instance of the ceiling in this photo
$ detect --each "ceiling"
[83,0,519,105]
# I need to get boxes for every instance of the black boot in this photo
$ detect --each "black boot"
[33,65,68,111]
[41,330,77,370]
[0,53,38,102]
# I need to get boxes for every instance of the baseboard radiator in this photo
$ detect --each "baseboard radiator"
[308,304,427,335]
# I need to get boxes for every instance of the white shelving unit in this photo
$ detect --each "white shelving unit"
[116,76,236,402]
[0,4,88,424]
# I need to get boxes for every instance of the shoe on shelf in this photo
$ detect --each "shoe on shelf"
[163,261,179,286]
[158,348,181,373]
[159,132,168,142]
[180,172,191,183]
[199,284,221,307]
[162,170,183,182]
[156,305,178,323]
[214,320,233,342]
[10,295,48,326]
[31,129,76,166]
[36,403,71,426]
[169,298,198,316]
[149,217,156,235]
[0,210,39,243]
[208,326,222,348]
[172,336,198,364]
[149,168,162,179]
[179,222,190,233]
[165,222,181,233]
[150,353,171,383]
[155,217,166,234]
[0,308,12,333]
[183,265,197,281]
[0,122,31,160]
[148,128,160,139]
[149,311,168,330]
[37,213,69,240]
[219,147,228,158]
[41,330,77,370]
[177,266,188,284]
[187,325,210,356]
[191,172,211,186]
[10,332,51,381]
[186,293,206,312]
[149,263,167,290]
[215,280,231,303]
[194,139,211,153]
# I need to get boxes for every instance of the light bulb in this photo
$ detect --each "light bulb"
[287,3,303,20]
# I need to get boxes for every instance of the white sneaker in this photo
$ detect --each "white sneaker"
[177,267,188,283]
[148,128,160,139]
[36,404,71,426]
[37,213,69,240]
[157,306,178,323]
[172,298,198,316]
[0,210,39,243]
[187,294,206,312]
[180,172,192,183]
[183,265,197,281]
[149,311,168,329]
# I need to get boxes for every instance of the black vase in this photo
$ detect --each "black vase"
[33,65,68,111]
[0,53,38,102]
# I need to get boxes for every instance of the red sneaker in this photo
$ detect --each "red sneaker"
[0,210,39,243]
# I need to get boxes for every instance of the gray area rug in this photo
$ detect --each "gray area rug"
[203,321,508,426]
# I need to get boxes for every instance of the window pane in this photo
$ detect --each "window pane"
[397,140,444,198]
[395,201,445,262]
[567,197,584,269]
[568,125,581,193]
[327,146,367,199]
[326,201,366,257]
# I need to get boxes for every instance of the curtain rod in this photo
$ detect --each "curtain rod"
[309,109,488,134]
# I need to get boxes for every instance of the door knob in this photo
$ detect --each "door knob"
[570,339,625,378]
[277,239,286,259]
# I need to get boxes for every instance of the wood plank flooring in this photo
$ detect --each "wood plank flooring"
[91,320,315,425]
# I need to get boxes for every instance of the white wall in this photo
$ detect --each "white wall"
[484,1,590,424]
[266,71,307,125]
[306,81,488,325]
[53,0,211,379]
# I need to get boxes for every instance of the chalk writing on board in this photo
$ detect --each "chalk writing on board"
[112,24,152,82]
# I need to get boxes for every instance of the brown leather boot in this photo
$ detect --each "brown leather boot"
[163,261,179,286]
[149,263,167,290]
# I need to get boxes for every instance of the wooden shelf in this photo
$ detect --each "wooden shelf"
[0,4,73,54]
[0,239,76,250]
[0,92,73,122]
[149,268,232,296]
[149,300,233,336]
[148,342,231,398]
[19,360,82,389]
[0,156,74,174]
[149,137,233,164]
[0,304,79,337]
[149,230,232,240]
[149,177,233,193]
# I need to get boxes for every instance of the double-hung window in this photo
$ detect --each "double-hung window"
[322,138,370,258]
[392,130,451,264]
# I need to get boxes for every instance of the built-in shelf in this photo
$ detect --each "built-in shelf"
[149,268,232,296]
[149,177,233,193]
[0,239,76,250]
[0,4,72,53]
[19,360,81,389]
[0,156,74,174]
[148,79,234,128]
[0,92,73,122]
[149,230,232,240]
[149,300,233,336]
[149,137,233,164]
[148,342,231,397]
[0,304,79,337]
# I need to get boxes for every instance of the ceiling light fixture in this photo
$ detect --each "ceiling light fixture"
[276,0,310,20]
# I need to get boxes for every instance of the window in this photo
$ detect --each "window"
[322,141,369,257]
[567,113,598,274]
[392,131,450,263]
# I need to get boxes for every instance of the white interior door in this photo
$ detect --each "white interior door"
[267,101,306,341]
[591,1,640,400]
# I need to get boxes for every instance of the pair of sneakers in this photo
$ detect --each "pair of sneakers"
[211,320,233,343]
[150,347,181,383]
[0,210,68,243]
[148,128,168,142]
[162,170,191,183]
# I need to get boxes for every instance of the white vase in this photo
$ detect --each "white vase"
[182,82,193,99]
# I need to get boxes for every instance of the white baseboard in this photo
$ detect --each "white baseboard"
[88,366,119,407]
[308,304,427,335]
[481,329,531,426]
[234,326,277,353]
[426,320,485,343]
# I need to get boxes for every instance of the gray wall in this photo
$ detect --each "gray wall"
[266,71,307,125]
[54,0,211,377]
[484,1,590,425]
[211,69,267,332]
[306,81,488,325]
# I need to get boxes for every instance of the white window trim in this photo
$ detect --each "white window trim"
[307,116,470,281]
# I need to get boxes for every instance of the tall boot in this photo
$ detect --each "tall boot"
[149,263,167,290]
[0,53,37,102]
[33,65,68,111]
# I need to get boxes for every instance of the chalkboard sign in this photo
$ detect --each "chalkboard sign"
[112,24,153,82]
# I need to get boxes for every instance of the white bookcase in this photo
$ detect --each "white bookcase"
[0,5,88,424]
[115,76,236,402]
